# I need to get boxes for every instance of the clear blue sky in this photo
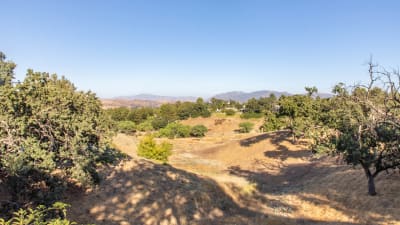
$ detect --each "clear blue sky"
[2,0,400,98]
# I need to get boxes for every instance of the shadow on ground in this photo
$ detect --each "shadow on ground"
[63,131,400,225]
[239,131,287,147]
[67,158,363,225]
[68,159,268,225]
[228,132,400,225]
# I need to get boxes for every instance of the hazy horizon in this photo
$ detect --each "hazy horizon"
[111,89,294,99]
[2,0,400,98]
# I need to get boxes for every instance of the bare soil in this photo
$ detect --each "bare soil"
[67,115,400,225]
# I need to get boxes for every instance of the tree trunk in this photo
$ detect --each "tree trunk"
[367,174,377,196]
[290,120,297,144]
[360,161,377,196]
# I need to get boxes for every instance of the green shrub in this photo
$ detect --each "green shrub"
[238,122,254,133]
[158,122,191,138]
[137,135,172,163]
[0,56,113,206]
[240,112,263,119]
[224,109,236,116]
[151,117,168,130]
[0,202,77,225]
[136,119,154,132]
[200,110,212,118]
[261,111,284,132]
[190,125,208,137]
[116,120,136,134]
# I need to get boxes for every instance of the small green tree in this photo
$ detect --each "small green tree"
[238,122,254,133]
[116,120,136,134]
[136,119,154,132]
[137,135,172,163]
[151,117,168,130]
[224,109,236,116]
[278,94,316,143]
[158,122,191,138]
[159,103,178,123]
[331,63,400,195]
[190,125,208,137]
[310,61,400,196]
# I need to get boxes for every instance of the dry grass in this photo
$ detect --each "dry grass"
[69,114,399,225]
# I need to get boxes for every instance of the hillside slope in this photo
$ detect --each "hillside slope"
[60,113,400,225]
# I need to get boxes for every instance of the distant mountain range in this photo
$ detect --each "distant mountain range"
[102,90,333,108]
[115,90,292,103]
[212,90,291,102]
[115,94,198,102]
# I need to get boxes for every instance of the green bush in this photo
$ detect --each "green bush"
[151,117,168,130]
[261,111,284,132]
[190,125,208,137]
[238,122,254,133]
[158,122,191,138]
[136,119,154,132]
[0,54,113,207]
[116,120,136,134]
[200,110,212,118]
[0,202,77,225]
[224,109,236,116]
[240,112,263,119]
[137,135,172,163]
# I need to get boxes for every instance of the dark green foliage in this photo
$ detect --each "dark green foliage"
[0,202,77,225]
[240,112,263,119]
[277,94,317,142]
[159,103,178,123]
[5,169,67,206]
[0,52,16,87]
[136,119,154,132]
[137,135,172,163]
[190,125,208,137]
[305,86,318,97]
[151,117,168,130]
[96,147,128,165]
[158,122,191,138]
[244,98,263,114]
[209,98,226,111]
[107,107,130,121]
[107,99,211,132]
[224,109,236,116]
[116,120,136,134]
[127,107,154,124]
[261,111,284,132]
[158,123,208,138]
[191,98,211,118]
[176,101,194,120]
[0,52,114,206]
[106,107,154,124]
[0,69,111,185]
[307,62,400,195]
[241,94,278,116]
[238,122,254,133]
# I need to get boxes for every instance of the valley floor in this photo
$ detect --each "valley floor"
[68,116,400,225]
